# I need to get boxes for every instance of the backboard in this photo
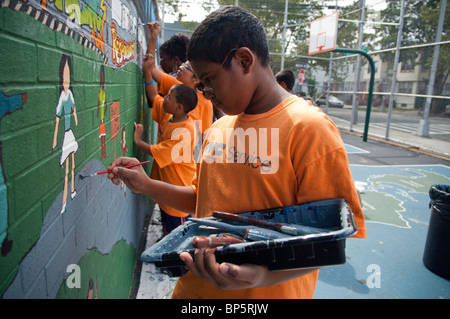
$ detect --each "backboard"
[308,12,339,55]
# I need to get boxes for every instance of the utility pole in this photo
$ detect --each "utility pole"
[386,0,406,140]
[160,0,165,42]
[417,0,447,137]
[325,0,339,113]
[281,0,289,70]
[350,0,365,128]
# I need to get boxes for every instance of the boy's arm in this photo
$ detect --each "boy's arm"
[143,56,158,108]
[145,22,162,85]
[107,157,197,214]
[133,122,152,156]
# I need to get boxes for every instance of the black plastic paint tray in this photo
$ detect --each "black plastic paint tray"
[141,198,357,277]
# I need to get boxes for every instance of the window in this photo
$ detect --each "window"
[397,81,413,94]
[401,61,415,73]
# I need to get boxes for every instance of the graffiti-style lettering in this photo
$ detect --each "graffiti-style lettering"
[111,22,135,67]
[48,0,106,55]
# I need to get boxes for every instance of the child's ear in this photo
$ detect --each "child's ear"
[235,47,255,74]
[279,81,288,91]
[176,103,184,112]
[192,76,200,87]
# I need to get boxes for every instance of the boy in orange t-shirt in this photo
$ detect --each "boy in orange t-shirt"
[135,69,198,234]
[144,23,221,148]
[109,7,366,299]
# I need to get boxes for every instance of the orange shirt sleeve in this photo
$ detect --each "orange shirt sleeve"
[151,95,165,124]
[158,72,181,95]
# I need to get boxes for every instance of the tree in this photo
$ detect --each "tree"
[377,0,450,113]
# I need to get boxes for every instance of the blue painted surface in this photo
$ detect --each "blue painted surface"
[315,143,450,299]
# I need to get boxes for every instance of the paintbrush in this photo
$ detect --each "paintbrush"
[212,211,329,236]
[79,160,150,179]
[189,218,287,241]
[192,234,245,248]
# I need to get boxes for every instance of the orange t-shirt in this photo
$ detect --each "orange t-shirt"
[171,95,366,299]
[150,96,196,218]
[158,72,213,134]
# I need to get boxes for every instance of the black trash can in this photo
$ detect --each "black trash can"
[423,184,450,279]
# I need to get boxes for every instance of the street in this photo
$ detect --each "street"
[321,106,450,142]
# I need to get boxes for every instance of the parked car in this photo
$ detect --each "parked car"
[315,95,344,108]
[299,92,314,105]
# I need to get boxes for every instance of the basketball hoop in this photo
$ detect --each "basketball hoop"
[308,12,339,55]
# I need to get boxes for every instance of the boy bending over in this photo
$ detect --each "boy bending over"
[109,6,366,299]
[134,79,198,235]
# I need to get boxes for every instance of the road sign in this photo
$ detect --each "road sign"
[295,63,310,69]
[298,69,305,84]
[308,11,339,55]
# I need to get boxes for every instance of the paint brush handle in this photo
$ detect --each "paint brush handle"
[189,218,287,241]
[192,234,245,248]
[213,211,287,232]
[213,211,327,236]
[212,211,278,227]
[95,160,151,175]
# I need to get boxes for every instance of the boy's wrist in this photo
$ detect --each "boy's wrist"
[146,48,157,55]
[145,49,157,59]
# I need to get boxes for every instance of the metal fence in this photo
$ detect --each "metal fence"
[275,0,450,155]
[159,0,450,156]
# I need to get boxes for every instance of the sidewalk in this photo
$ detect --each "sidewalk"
[135,205,177,299]
[328,111,450,160]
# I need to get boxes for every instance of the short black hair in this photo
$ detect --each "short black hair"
[173,84,198,114]
[275,69,295,91]
[187,6,270,68]
[160,33,190,62]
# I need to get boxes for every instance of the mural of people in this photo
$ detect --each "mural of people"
[97,65,107,160]
[87,278,98,299]
[120,125,127,196]
[52,54,78,214]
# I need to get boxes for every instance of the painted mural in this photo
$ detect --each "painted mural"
[0,0,157,298]
[53,54,78,214]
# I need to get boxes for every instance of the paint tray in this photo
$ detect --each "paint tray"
[141,198,357,277]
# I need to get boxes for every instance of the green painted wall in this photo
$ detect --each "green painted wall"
[56,240,137,299]
[0,0,158,298]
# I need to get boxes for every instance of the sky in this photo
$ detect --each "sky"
[161,0,387,24]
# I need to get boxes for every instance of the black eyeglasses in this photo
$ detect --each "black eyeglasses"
[201,48,237,97]
[180,63,194,74]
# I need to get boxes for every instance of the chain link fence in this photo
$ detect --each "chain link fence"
[161,0,450,156]
[267,0,450,156]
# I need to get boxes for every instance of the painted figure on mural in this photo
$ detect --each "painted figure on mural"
[97,65,107,160]
[53,54,78,215]
[120,125,127,196]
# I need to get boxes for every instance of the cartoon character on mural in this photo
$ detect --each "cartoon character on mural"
[87,278,98,299]
[97,64,107,160]
[120,125,127,157]
[120,125,127,196]
[52,54,78,214]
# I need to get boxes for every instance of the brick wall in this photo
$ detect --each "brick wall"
[0,0,158,298]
